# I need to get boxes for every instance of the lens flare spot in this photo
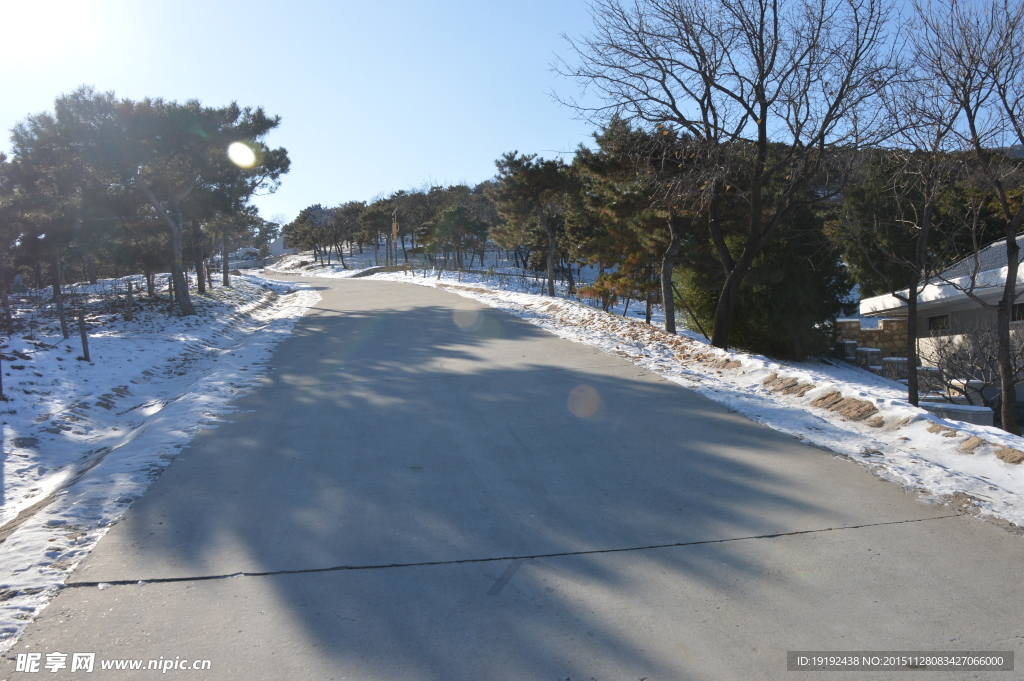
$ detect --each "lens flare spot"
[228,141,258,168]
[568,385,602,419]
[453,308,480,330]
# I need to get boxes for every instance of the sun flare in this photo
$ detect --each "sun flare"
[228,142,258,168]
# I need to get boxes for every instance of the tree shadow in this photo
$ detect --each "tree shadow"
[62,280,939,679]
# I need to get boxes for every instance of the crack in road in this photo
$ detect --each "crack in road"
[63,513,959,589]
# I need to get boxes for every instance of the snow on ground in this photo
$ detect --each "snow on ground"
[265,248,604,292]
[0,273,318,651]
[1,245,1013,650]
[267,252,1024,534]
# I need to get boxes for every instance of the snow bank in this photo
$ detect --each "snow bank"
[0,274,319,651]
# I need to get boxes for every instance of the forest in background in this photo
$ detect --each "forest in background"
[3,0,1024,427]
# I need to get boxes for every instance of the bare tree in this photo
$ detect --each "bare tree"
[914,0,1024,433]
[836,71,963,405]
[885,79,965,406]
[920,321,1024,409]
[558,0,900,349]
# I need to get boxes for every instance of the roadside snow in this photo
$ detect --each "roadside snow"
[312,265,1024,533]
[264,252,397,279]
[0,274,318,651]
[5,246,1017,651]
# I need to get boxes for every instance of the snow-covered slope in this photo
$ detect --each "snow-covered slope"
[0,274,318,650]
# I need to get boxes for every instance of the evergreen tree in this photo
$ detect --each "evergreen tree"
[680,203,854,359]
[490,153,570,296]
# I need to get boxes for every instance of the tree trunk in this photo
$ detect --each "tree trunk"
[134,175,196,315]
[125,280,133,321]
[85,256,97,285]
[51,254,69,339]
[660,210,684,334]
[563,262,576,295]
[906,275,920,407]
[78,314,91,363]
[707,180,788,349]
[539,210,556,296]
[904,203,934,407]
[0,246,11,330]
[222,230,230,287]
[192,221,206,295]
[710,236,764,349]
[710,269,744,348]
[997,233,1021,434]
[709,126,770,347]
[167,199,196,315]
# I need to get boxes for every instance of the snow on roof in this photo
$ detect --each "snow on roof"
[860,233,1024,316]
[935,233,1024,282]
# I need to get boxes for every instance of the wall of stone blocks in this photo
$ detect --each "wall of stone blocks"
[836,319,907,357]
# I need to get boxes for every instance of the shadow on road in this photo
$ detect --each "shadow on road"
[79,281,946,678]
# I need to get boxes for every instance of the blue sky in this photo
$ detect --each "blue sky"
[2,0,598,222]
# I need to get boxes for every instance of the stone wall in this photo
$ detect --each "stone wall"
[836,318,907,357]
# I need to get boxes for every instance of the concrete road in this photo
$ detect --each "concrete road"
[5,280,1022,680]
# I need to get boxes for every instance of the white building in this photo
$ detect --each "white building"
[860,234,1024,335]
[269,236,297,257]
[859,234,1024,405]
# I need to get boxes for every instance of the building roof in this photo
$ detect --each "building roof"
[860,233,1024,316]
[933,233,1024,282]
